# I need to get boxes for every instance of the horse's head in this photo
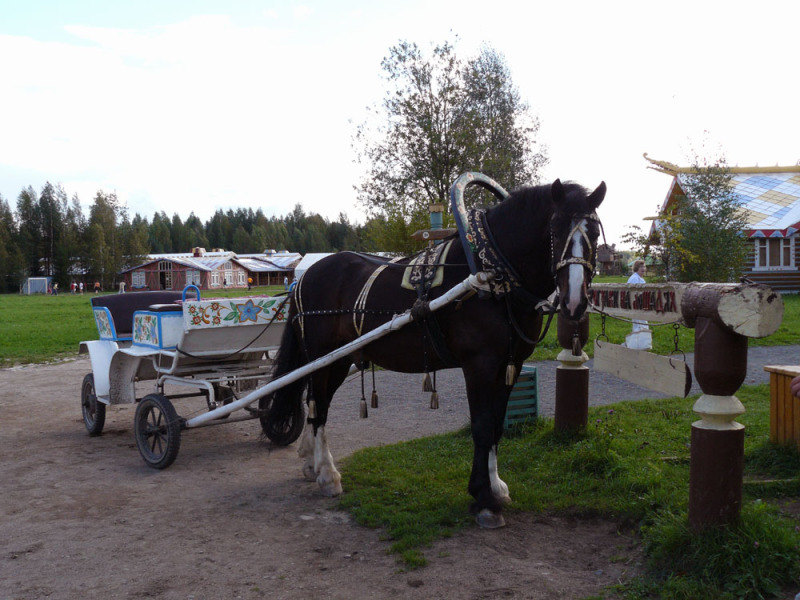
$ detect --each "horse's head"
[550,179,606,321]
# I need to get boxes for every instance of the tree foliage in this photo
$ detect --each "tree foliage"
[626,151,747,282]
[354,39,547,249]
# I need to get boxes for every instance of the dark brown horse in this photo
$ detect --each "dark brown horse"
[266,178,605,527]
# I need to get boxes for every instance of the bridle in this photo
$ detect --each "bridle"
[552,212,602,281]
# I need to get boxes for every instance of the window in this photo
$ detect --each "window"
[237,271,246,285]
[186,269,201,286]
[211,272,220,287]
[754,237,795,270]
[132,271,146,287]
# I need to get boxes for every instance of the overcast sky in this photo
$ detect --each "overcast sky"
[1,0,798,246]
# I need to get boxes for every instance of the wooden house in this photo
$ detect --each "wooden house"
[121,249,300,291]
[646,155,800,292]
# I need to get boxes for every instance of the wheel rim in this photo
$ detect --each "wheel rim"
[82,380,97,425]
[140,403,168,461]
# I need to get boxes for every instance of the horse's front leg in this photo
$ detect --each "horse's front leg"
[464,364,512,528]
[489,445,511,505]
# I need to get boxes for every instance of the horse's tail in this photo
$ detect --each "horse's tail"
[264,297,308,429]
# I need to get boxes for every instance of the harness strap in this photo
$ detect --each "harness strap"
[353,257,403,335]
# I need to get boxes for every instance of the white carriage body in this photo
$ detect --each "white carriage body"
[80,294,287,405]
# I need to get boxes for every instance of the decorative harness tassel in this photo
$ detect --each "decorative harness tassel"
[429,370,439,410]
[422,372,433,392]
[505,364,517,386]
[359,362,368,419]
[370,364,378,408]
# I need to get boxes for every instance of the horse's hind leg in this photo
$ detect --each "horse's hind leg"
[298,358,351,496]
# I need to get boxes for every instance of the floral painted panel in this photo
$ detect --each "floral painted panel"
[94,308,114,339]
[133,313,160,347]
[185,297,288,330]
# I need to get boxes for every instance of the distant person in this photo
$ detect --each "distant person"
[119,280,126,294]
[94,281,101,294]
[223,278,227,288]
[71,281,76,294]
[247,276,253,291]
[627,260,649,336]
[52,282,58,295]
[79,281,84,294]
[284,275,288,290]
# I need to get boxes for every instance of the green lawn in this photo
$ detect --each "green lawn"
[0,286,286,366]
[339,384,800,598]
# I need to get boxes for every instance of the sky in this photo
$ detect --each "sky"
[1,0,799,247]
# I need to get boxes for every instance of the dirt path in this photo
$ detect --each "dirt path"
[0,357,653,600]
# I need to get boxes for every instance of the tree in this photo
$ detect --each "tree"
[461,46,546,191]
[672,154,748,282]
[629,151,747,282]
[353,39,547,251]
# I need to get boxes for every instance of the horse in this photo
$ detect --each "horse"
[266,178,605,528]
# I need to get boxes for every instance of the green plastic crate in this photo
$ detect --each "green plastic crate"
[504,365,539,429]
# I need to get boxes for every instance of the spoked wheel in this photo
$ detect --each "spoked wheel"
[81,373,106,436]
[134,394,182,469]
[258,395,305,446]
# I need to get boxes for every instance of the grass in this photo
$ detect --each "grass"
[0,285,286,366]
[338,384,800,598]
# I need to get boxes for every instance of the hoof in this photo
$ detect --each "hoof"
[476,509,505,529]
[302,461,316,481]
[316,467,343,497]
[317,477,343,497]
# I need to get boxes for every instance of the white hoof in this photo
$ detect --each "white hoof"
[476,509,505,529]
[317,466,343,497]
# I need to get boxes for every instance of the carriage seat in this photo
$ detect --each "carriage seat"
[91,291,184,340]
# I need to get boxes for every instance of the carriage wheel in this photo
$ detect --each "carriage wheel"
[81,373,106,436]
[258,395,305,446]
[134,394,182,469]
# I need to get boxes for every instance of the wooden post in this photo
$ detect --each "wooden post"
[554,313,590,433]
[687,317,748,529]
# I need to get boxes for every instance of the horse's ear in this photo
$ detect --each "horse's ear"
[587,181,607,210]
[551,179,565,204]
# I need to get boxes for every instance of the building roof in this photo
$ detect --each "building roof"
[646,154,800,238]
[235,257,291,273]
[294,253,334,280]
[121,252,240,273]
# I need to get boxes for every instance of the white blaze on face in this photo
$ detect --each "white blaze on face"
[565,219,586,315]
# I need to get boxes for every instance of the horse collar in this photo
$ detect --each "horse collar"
[466,208,531,300]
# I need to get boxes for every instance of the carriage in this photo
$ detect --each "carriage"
[78,285,300,468]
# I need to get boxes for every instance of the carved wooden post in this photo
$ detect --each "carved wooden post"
[554,313,590,433]
[681,283,782,529]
